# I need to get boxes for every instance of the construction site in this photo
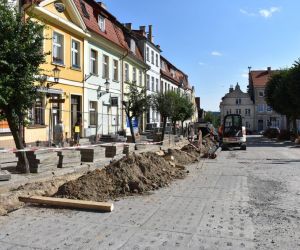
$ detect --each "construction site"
[0,134,218,215]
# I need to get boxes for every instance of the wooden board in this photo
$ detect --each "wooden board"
[19,196,114,212]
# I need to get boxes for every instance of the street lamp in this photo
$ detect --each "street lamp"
[97,79,110,99]
[52,65,61,84]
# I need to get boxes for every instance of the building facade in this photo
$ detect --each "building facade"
[249,67,286,131]
[220,83,255,131]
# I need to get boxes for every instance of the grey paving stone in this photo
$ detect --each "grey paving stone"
[187,235,255,249]
[142,197,206,234]
[196,201,254,240]
[121,229,193,250]
[0,241,40,250]
[57,224,136,250]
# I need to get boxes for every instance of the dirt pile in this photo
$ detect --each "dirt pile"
[55,152,186,202]
[164,148,199,165]
[181,144,201,158]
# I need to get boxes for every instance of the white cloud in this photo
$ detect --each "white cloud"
[241,73,248,78]
[198,61,205,66]
[240,9,256,16]
[211,51,222,56]
[259,7,280,18]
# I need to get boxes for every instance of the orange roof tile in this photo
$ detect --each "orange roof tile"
[250,69,278,87]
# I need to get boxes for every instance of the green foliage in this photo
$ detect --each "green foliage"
[122,82,150,143]
[0,0,45,149]
[204,112,220,128]
[170,92,194,123]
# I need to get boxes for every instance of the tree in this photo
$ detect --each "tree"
[151,91,174,143]
[169,93,194,135]
[122,82,150,143]
[265,70,293,131]
[0,1,45,173]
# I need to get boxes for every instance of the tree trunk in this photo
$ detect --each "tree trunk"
[286,115,291,132]
[181,120,184,135]
[5,110,30,173]
[128,115,135,143]
[173,121,176,135]
[292,117,298,136]
[161,116,167,144]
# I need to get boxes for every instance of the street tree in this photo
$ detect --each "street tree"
[151,91,175,143]
[122,82,150,143]
[169,92,194,135]
[0,1,45,173]
[265,70,294,131]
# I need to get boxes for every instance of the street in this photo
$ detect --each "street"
[0,136,300,249]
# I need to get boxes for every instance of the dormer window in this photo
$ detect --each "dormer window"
[130,39,136,54]
[98,15,105,32]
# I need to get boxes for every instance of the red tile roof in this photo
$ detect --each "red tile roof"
[73,0,144,62]
[250,68,277,87]
[160,56,191,90]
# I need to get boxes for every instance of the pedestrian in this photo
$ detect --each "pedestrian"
[54,120,64,147]
[74,120,80,146]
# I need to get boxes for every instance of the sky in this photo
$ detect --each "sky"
[104,0,300,111]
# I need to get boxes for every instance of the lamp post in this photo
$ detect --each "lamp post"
[95,79,110,142]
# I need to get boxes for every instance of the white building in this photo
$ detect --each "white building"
[220,83,255,132]
[132,25,162,127]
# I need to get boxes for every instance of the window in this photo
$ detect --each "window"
[29,97,44,125]
[267,105,273,112]
[146,47,149,61]
[130,39,136,54]
[257,104,264,112]
[113,59,118,81]
[156,54,158,66]
[156,78,159,92]
[53,32,64,64]
[245,121,250,129]
[165,82,167,92]
[235,109,241,115]
[235,98,241,105]
[80,1,90,18]
[146,74,150,90]
[89,101,97,126]
[98,15,105,32]
[90,49,98,74]
[245,109,251,116]
[132,67,137,83]
[125,63,129,82]
[151,76,154,91]
[151,50,154,64]
[111,97,118,107]
[71,39,80,69]
[102,54,109,78]
[139,70,142,86]
[259,91,264,97]
[170,69,175,77]
[160,80,164,93]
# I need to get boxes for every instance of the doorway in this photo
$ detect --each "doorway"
[71,95,82,137]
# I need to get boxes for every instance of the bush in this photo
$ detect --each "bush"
[277,130,291,141]
[263,128,280,138]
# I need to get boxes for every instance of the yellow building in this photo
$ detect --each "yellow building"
[23,0,88,145]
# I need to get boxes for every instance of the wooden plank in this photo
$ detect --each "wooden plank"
[18,196,113,212]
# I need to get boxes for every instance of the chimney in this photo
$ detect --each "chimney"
[139,25,146,32]
[148,25,153,42]
[156,44,160,50]
[229,85,234,93]
[124,23,132,31]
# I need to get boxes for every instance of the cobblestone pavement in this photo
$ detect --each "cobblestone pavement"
[0,136,300,249]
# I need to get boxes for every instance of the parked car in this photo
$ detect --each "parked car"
[263,127,280,138]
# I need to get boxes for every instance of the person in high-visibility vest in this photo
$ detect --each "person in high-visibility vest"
[74,121,80,146]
